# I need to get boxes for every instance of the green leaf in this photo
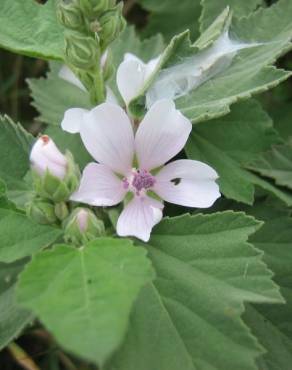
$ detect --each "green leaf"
[17,238,154,366]
[244,305,292,370]
[0,115,34,191]
[200,0,264,32]
[0,259,33,351]
[129,1,292,122]
[109,212,282,370]
[185,99,288,204]
[0,208,62,263]
[28,62,91,126]
[241,203,292,369]
[247,143,292,190]
[0,0,64,60]
[111,27,165,67]
[137,0,201,41]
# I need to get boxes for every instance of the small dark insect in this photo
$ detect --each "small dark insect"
[171,178,181,186]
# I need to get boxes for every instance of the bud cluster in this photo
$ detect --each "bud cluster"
[64,207,105,245]
[27,136,79,224]
[27,136,106,245]
[56,0,125,103]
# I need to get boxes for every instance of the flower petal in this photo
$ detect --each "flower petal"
[154,159,220,208]
[135,99,192,170]
[116,58,147,105]
[117,196,163,242]
[70,163,126,206]
[59,65,86,91]
[61,108,88,134]
[80,103,135,175]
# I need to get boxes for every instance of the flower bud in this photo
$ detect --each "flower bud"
[30,136,80,203]
[65,31,100,70]
[56,0,85,31]
[55,202,69,221]
[64,208,105,245]
[30,135,67,180]
[99,4,126,50]
[26,198,58,225]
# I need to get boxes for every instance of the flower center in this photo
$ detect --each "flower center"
[123,169,156,195]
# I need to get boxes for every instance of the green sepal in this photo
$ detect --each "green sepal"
[64,207,106,245]
[64,31,100,70]
[32,151,80,203]
[56,0,86,32]
[99,3,126,51]
[26,198,58,225]
[54,202,69,221]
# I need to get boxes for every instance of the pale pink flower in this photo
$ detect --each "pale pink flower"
[116,52,161,105]
[30,135,67,179]
[69,99,220,242]
[61,52,160,134]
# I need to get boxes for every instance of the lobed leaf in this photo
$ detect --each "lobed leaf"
[0,208,62,263]
[109,211,282,370]
[0,0,64,60]
[0,259,33,351]
[247,143,292,190]
[17,238,155,366]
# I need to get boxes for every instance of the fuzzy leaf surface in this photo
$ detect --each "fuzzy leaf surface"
[109,212,282,370]
[247,143,292,190]
[0,259,32,350]
[200,0,264,31]
[137,0,201,41]
[0,0,64,60]
[0,208,62,263]
[17,238,154,366]
[241,203,292,369]
[28,62,91,126]
[185,100,292,205]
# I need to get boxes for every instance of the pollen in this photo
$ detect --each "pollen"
[132,169,155,193]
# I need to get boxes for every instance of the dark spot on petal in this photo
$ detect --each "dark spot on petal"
[171,178,181,186]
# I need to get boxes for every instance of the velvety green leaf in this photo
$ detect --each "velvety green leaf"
[0,115,34,192]
[247,143,292,190]
[17,238,155,366]
[111,26,165,67]
[267,101,292,141]
[241,203,292,369]
[185,100,288,205]
[0,0,64,60]
[28,62,91,126]
[200,0,264,32]
[129,1,292,122]
[137,0,201,41]
[109,212,282,370]
[0,259,33,351]
[0,208,62,263]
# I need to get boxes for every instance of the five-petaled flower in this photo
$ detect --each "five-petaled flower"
[63,99,220,242]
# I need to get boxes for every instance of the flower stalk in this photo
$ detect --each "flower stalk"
[56,0,125,105]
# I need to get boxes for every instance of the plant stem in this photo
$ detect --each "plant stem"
[8,342,40,370]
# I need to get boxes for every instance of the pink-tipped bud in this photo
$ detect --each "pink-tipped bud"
[64,208,105,245]
[76,208,89,232]
[30,136,67,179]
